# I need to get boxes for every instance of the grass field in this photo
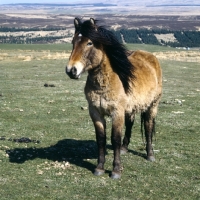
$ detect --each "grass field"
[0,44,200,199]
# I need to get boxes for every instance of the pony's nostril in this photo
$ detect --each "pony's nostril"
[66,66,79,79]
[71,66,77,76]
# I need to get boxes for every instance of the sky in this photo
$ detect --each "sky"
[0,0,198,5]
[0,0,79,4]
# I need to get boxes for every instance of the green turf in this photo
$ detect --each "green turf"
[0,44,200,199]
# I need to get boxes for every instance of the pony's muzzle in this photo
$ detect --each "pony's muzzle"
[66,66,80,79]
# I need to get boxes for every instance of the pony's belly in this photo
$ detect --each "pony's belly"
[125,91,160,113]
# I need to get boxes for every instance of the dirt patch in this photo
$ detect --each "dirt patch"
[1,13,200,31]
[0,30,73,42]
[154,34,177,43]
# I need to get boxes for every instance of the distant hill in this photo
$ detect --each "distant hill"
[0,2,200,47]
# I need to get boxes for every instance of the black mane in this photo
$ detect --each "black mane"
[76,18,135,94]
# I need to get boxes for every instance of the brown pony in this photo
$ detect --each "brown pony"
[66,18,162,179]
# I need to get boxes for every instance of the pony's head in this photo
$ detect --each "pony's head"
[66,18,104,79]
[66,17,134,93]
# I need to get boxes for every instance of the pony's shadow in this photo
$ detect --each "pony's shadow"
[6,139,147,174]
[6,139,98,173]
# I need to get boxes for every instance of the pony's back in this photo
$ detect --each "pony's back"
[126,50,162,112]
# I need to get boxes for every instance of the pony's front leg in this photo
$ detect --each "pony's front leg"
[89,109,106,176]
[111,114,124,179]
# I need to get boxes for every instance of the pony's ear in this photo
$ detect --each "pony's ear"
[90,18,96,25]
[74,18,81,32]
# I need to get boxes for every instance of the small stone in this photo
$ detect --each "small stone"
[56,172,62,176]
[81,106,88,110]
[37,170,44,175]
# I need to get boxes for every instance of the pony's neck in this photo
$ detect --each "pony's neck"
[87,54,115,89]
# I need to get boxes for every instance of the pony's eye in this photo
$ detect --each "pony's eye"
[87,42,93,46]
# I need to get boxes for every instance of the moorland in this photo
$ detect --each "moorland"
[0,2,200,199]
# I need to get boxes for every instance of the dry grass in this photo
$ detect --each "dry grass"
[0,44,72,62]
[0,50,70,62]
[154,50,200,62]
[1,46,200,63]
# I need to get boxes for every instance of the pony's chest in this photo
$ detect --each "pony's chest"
[85,90,115,115]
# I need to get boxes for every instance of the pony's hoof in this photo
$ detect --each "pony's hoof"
[94,168,105,176]
[120,148,128,155]
[110,172,121,179]
[147,156,155,162]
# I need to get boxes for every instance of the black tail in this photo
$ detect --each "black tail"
[141,113,145,145]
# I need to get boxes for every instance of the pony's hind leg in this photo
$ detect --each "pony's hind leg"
[121,113,135,154]
[142,106,158,162]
